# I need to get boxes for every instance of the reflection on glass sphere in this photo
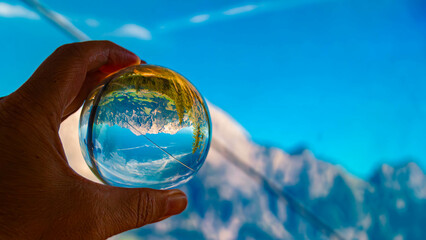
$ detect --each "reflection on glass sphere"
[79,65,211,189]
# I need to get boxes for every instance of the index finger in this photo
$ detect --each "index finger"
[13,41,140,129]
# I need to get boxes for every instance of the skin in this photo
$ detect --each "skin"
[0,41,188,239]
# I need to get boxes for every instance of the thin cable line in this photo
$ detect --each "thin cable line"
[212,139,345,240]
[126,122,195,172]
[21,0,90,41]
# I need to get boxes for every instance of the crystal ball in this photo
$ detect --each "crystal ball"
[79,65,211,189]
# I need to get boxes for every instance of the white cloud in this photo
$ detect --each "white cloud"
[158,0,331,33]
[190,14,210,23]
[0,2,39,19]
[396,199,406,209]
[393,234,404,240]
[114,24,152,40]
[223,4,257,15]
[85,18,99,27]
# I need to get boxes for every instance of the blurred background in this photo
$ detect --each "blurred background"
[1,0,426,239]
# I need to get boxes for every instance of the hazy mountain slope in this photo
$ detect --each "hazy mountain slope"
[60,104,425,240]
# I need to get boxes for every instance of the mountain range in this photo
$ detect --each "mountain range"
[59,104,426,240]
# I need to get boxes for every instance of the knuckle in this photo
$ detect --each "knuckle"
[100,40,114,45]
[57,42,80,52]
[98,40,116,47]
[55,42,84,59]
[97,40,122,52]
[86,40,116,49]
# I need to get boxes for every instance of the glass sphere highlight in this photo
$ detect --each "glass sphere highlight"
[79,65,211,189]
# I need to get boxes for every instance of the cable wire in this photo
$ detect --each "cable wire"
[21,0,90,41]
[126,122,195,172]
[212,139,345,240]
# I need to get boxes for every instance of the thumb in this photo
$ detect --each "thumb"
[92,185,187,238]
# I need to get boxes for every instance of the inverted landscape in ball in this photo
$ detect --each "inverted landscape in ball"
[79,65,211,189]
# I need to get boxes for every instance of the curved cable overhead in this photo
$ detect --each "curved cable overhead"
[21,0,90,41]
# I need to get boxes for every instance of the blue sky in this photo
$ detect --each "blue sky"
[1,0,426,178]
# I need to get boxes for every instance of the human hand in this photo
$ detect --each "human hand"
[0,41,187,239]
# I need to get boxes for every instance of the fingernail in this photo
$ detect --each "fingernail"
[165,190,187,217]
